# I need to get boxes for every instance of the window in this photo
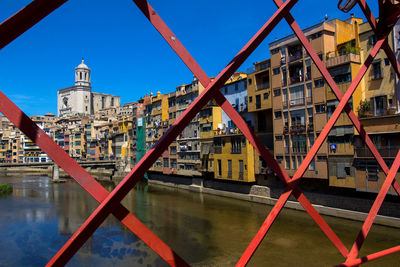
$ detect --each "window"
[318,54,323,60]
[285,156,290,169]
[292,135,307,153]
[227,160,232,178]
[275,135,283,141]
[256,95,261,109]
[292,156,296,169]
[273,89,281,96]
[329,65,351,84]
[369,34,377,46]
[273,68,280,75]
[163,158,169,167]
[248,79,252,85]
[271,48,279,54]
[384,58,390,66]
[311,31,322,40]
[218,160,222,176]
[309,158,315,170]
[231,137,241,154]
[317,155,327,161]
[111,97,114,106]
[314,78,324,87]
[274,111,282,119]
[224,87,228,94]
[249,96,253,103]
[276,156,283,163]
[235,84,239,91]
[264,92,269,100]
[372,61,382,79]
[315,104,326,113]
[366,164,378,181]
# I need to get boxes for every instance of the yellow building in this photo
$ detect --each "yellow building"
[212,73,257,182]
[199,101,222,175]
[351,20,400,194]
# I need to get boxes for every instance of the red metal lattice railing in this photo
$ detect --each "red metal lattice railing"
[0,0,399,266]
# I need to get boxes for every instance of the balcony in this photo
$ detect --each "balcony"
[214,127,241,136]
[290,75,304,85]
[283,125,289,134]
[359,108,397,118]
[257,82,270,91]
[355,146,400,158]
[326,53,360,68]
[290,124,306,133]
[288,53,303,62]
[292,145,307,154]
[306,96,312,105]
[307,123,314,132]
[289,97,305,107]
[305,72,311,81]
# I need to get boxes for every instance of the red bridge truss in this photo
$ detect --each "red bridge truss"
[0,0,399,266]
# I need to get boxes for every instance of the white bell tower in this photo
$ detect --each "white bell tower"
[75,59,91,87]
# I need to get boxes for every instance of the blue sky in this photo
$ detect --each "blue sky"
[0,0,378,115]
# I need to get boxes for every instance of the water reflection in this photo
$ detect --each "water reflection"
[0,175,399,266]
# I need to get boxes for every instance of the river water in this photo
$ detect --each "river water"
[0,175,399,266]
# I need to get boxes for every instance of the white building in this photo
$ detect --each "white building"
[57,60,121,117]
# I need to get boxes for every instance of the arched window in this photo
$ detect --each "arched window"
[111,98,114,106]
[80,72,82,80]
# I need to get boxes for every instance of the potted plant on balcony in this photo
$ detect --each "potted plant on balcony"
[358,99,371,117]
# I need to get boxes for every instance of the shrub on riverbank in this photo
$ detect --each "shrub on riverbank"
[0,184,13,195]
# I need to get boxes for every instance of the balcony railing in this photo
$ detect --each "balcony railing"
[306,96,312,104]
[257,83,270,90]
[292,145,307,153]
[283,100,288,108]
[214,127,241,136]
[288,53,303,62]
[290,75,303,85]
[289,97,305,107]
[359,108,397,118]
[307,123,314,132]
[290,124,306,133]
[283,125,289,134]
[355,146,400,158]
[326,52,361,68]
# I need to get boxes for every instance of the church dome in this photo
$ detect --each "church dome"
[76,59,89,69]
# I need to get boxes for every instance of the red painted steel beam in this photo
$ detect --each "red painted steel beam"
[48,0,300,264]
[0,0,68,49]
[0,91,189,267]
[131,1,348,262]
[336,245,400,267]
[0,3,188,266]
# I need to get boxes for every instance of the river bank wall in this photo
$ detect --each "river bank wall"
[147,172,400,228]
